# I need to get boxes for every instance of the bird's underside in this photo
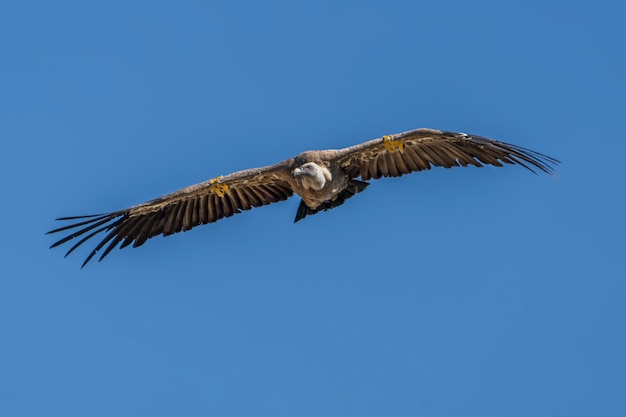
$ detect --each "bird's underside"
[48,128,559,267]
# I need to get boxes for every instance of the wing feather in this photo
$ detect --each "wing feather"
[394,151,411,175]
[195,194,206,224]
[99,217,141,262]
[119,217,149,249]
[184,197,196,231]
[368,156,381,179]
[219,193,231,218]
[403,145,432,170]
[336,128,558,181]
[249,186,270,205]
[48,160,295,266]
[241,187,260,207]
[378,152,391,177]
[232,188,250,211]
[65,220,122,258]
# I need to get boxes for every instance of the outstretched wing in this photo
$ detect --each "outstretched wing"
[335,128,559,180]
[48,160,295,267]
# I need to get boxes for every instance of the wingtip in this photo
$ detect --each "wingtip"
[55,214,106,221]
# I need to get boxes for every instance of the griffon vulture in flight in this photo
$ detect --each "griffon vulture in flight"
[49,128,558,267]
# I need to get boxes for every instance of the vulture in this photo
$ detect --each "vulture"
[48,128,558,267]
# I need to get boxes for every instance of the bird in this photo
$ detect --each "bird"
[48,128,559,267]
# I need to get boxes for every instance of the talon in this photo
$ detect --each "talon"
[383,135,404,152]
[209,176,229,197]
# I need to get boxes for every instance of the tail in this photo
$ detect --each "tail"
[294,179,369,223]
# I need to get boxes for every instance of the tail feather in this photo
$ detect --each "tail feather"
[294,179,369,223]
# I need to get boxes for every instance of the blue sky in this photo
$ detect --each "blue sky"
[2,1,625,416]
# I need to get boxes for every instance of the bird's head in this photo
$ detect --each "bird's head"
[293,162,331,191]
[293,162,319,177]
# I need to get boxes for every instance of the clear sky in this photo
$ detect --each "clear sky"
[1,1,625,416]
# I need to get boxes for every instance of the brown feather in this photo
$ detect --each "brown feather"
[210,193,222,222]
[183,198,195,231]
[198,195,208,224]
[403,145,432,170]
[233,188,251,210]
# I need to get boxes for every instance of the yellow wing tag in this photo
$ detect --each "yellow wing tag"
[209,176,230,197]
[383,135,404,152]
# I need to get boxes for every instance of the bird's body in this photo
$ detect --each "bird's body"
[48,128,559,267]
